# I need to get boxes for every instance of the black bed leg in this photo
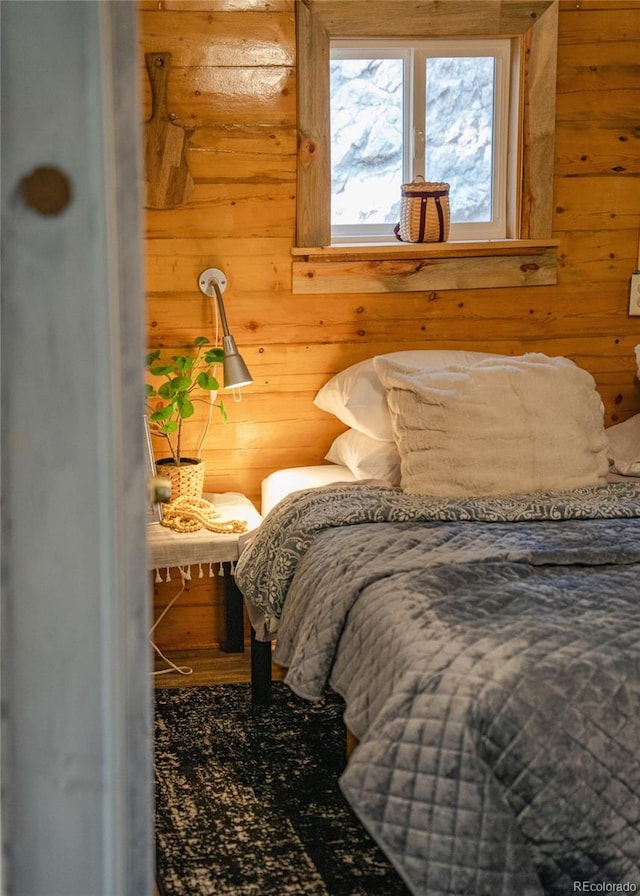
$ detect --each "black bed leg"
[250,627,272,706]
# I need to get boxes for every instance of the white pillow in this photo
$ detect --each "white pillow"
[314,350,501,441]
[374,353,610,497]
[324,429,401,484]
[606,414,640,476]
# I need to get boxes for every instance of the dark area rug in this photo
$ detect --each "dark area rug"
[154,681,411,896]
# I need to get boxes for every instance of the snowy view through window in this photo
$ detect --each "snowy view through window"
[330,55,496,234]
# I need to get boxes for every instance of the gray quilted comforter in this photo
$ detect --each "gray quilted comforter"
[235,482,640,896]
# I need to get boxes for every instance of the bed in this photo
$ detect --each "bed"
[235,350,640,896]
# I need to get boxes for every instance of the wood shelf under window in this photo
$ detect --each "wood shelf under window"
[291,239,559,294]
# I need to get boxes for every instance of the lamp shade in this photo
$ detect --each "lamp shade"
[222,334,253,389]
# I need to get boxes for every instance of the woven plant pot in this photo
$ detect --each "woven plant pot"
[156,457,205,501]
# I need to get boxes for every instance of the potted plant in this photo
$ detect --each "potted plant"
[146,336,226,500]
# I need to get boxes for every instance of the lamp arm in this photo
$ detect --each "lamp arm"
[210,279,231,337]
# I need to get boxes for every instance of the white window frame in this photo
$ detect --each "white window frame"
[330,38,511,243]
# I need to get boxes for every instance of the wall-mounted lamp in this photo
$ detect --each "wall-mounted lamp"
[198,268,253,389]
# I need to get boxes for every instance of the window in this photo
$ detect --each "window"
[330,40,511,242]
[294,0,559,294]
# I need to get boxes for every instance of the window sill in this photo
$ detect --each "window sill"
[291,239,559,294]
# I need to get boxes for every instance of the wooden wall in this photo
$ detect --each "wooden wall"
[142,0,640,651]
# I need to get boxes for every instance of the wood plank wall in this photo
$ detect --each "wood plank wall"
[142,0,640,651]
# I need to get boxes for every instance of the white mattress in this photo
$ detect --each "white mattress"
[261,464,356,515]
[261,466,637,516]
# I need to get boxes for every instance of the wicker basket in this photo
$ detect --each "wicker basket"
[156,458,205,501]
[394,177,450,243]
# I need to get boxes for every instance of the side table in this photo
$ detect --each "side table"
[148,492,262,668]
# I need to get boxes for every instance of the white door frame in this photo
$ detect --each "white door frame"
[0,2,153,894]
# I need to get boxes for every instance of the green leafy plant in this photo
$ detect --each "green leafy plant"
[146,337,226,466]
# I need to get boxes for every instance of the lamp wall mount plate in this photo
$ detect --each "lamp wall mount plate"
[198,267,226,296]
